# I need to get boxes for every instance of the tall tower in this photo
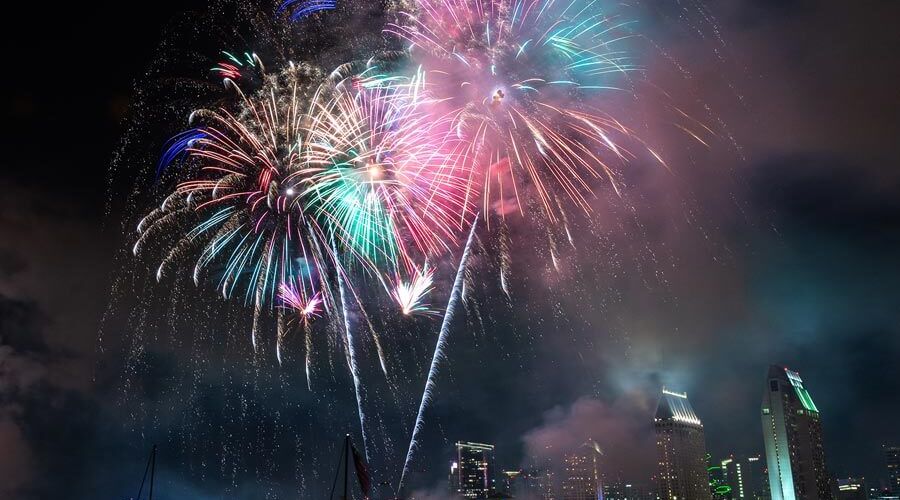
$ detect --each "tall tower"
[761,365,832,500]
[562,439,604,500]
[654,388,710,500]
[450,441,495,498]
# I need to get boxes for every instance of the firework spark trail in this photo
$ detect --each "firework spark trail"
[499,221,512,298]
[278,281,323,382]
[335,254,371,465]
[304,322,313,388]
[156,129,206,178]
[278,0,337,21]
[348,287,389,376]
[212,51,261,84]
[393,263,436,316]
[398,215,479,494]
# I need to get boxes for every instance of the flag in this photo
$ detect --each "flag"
[351,444,371,498]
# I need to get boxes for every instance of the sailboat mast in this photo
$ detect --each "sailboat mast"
[134,444,157,500]
[344,434,350,500]
[148,445,156,500]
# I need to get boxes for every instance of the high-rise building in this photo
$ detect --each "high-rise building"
[450,441,495,498]
[501,470,522,497]
[886,446,900,494]
[655,388,710,500]
[745,456,769,500]
[562,439,604,500]
[531,470,556,500]
[836,478,869,500]
[505,468,555,499]
[761,365,832,500]
[721,457,740,499]
[720,455,767,499]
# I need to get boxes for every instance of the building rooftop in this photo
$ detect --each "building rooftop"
[655,388,702,426]
[769,365,820,413]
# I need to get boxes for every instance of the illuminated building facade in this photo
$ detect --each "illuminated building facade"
[505,468,555,499]
[836,478,868,500]
[604,481,657,500]
[745,456,767,500]
[761,365,832,500]
[655,388,710,500]
[886,446,900,494]
[450,441,495,498]
[501,470,522,496]
[720,455,766,499]
[562,439,604,500]
[720,457,742,499]
[709,455,732,498]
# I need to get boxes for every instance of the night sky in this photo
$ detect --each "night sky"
[1,1,899,499]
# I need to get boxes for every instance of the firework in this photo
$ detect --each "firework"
[136,54,474,369]
[109,0,736,495]
[135,63,337,351]
[280,281,324,319]
[301,59,477,462]
[387,0,659,220]
[392,262,436,316]
[303,63,473,275]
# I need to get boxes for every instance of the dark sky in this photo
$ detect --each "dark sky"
[1,1,899,499]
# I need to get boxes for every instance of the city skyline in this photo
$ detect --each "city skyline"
[441,374,900,499]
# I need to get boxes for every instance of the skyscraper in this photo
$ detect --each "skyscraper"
[655,388,710,500]
[450,441,495,498]
[761,365,832,500]
[886,445,900,494]
[562,439,604,500]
